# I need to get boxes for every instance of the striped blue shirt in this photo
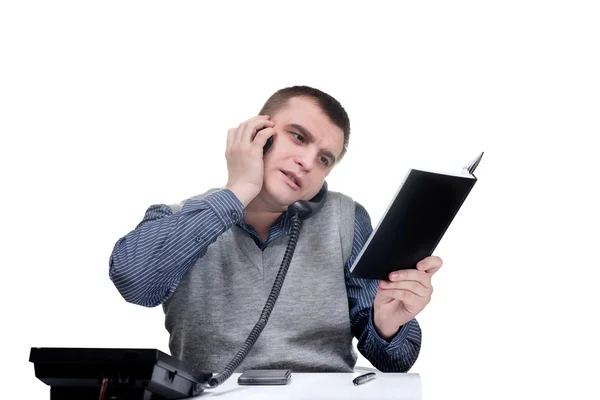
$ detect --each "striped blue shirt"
[109,189,421,372]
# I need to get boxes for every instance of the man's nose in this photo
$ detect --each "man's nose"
[294,149,316,171]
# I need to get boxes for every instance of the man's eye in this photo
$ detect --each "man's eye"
[292,133,305,142]
[319,156,330,166]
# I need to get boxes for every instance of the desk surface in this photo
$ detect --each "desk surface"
[193,371,422,399]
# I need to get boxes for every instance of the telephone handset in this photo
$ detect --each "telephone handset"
[261,132,328,220]
[288,181,327,220]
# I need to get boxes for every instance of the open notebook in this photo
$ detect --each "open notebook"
[349,152,484,280]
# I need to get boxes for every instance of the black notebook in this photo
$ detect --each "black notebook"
[349,152,484,280]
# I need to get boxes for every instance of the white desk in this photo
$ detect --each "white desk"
[193,370,422,399]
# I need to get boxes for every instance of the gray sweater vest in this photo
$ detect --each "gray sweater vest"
[162,190,358,374]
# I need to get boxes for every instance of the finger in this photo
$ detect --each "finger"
[383,289,430,310]
[388,270,431,289]
[245,119,275,143]
[379,280,431,298]
[252,127,276,148]
[241,115,271,126]
[416,256,443,275]
[226,128,236,153]
[233,116,272,146]
[382,289,418,304]
[233,123,245,146]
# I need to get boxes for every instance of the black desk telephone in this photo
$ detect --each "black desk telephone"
[30,129,329,399]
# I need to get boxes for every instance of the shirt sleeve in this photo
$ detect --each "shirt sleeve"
[109,189,245,307]
[345,201,422,372]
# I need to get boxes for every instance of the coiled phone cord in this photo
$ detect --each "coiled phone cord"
[206,212,302,388]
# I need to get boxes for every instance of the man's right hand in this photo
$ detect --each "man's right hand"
[224,115,276,207]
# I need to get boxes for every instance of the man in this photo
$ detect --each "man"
[109,85,442,375]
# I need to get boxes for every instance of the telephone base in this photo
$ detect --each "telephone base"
[49,387,171,400]
[30,347,212,400]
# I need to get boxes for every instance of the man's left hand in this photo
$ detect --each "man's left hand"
[373,256,443,340]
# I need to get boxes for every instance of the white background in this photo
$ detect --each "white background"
[1,1,599,399]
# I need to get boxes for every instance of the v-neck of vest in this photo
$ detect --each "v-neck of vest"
[232,226,289,277]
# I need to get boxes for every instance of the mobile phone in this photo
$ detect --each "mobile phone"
[237,369,292,385]
[254,126,274,155]
[263,135,274,155]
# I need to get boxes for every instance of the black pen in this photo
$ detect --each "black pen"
[353,372,376,385]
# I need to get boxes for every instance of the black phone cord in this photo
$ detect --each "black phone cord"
[205,212,302,388]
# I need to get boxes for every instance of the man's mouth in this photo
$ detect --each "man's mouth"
[281,171,301,188]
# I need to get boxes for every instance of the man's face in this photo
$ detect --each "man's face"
[261,96,344,209]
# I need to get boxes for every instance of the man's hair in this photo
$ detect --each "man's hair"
[259,85,351,162]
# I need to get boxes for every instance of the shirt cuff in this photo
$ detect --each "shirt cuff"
[367,307,413,354]
[181,189,245,226]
